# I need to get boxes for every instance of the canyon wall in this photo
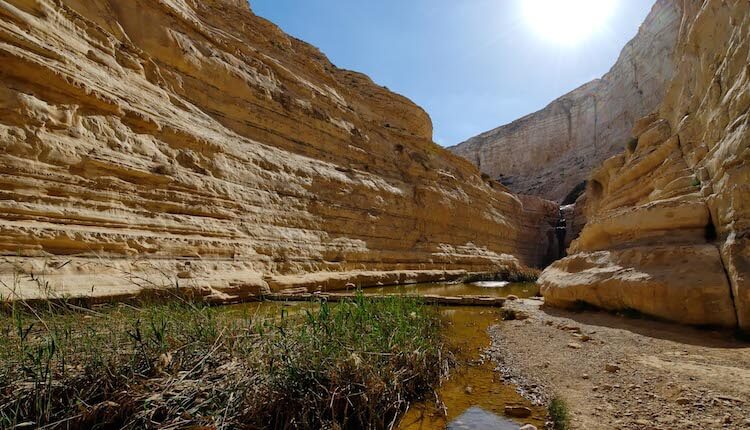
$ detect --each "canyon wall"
[540,0,750,330]
[0,0,558,302]
[449,0,681,202]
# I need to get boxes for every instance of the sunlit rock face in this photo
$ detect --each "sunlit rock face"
[541,0,750,330]
[0,0,559,302]
[449,0,681,203]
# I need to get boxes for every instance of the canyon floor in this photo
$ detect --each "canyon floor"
[490,299,750,429]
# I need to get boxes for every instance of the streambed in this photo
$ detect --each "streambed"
[382,283,546,430]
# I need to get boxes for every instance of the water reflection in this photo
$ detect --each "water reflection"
[447,407,524,430]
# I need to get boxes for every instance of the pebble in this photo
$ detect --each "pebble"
[582,374,590,380]
[675,397,691,405]
[561,325,582,333]
[605,363,620,373]
[519,425,537,430]
[567,343,583,349]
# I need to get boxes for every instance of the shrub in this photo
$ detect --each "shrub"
[548,396,570,430]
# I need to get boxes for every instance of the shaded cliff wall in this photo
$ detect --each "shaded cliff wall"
[0,0,558,301]
[540,0,750,330]
[449,0,681,202]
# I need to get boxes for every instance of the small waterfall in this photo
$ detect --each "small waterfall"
[556,207,567,259]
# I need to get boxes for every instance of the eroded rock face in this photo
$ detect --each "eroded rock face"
[541,0,750,330]
[449,0,681,202]
[0,0,558,301]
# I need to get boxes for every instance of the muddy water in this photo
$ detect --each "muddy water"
[363,282,546,429]
[397,306,546,430]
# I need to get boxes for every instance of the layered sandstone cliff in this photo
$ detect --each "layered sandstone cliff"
[449,0,681,202]
[540,0,750,330]
[0,0,558,302]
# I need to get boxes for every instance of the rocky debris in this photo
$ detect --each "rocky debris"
[0,0,559,302]
[449,0,681,202]
[490,299,750,430]
[540,0,750,330]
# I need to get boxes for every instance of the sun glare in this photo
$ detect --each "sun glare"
[522,0,618,45]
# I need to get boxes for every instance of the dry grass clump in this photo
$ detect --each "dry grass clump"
[0,293,448,429]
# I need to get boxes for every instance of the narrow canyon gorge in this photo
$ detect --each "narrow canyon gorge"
[0,0,748,329]
[0,0,749,429]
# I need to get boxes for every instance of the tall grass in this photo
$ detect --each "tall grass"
[0,294,447,429]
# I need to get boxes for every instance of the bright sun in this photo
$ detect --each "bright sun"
[522,0,618,45]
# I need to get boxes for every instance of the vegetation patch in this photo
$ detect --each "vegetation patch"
[0,294,448,429]
[548,395,571,430]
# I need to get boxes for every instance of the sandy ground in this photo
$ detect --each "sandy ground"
[489,298,750,430]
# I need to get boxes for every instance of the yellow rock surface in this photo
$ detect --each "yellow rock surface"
[541,0,750,330]
[0,0,558,301]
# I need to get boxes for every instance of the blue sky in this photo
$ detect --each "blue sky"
[252,1,655,146]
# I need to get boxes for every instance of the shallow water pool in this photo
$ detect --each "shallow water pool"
[367,281,539,300]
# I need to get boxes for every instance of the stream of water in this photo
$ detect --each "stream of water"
[387,282,545,430]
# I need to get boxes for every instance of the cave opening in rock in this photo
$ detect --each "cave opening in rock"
[561,180,587,206]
